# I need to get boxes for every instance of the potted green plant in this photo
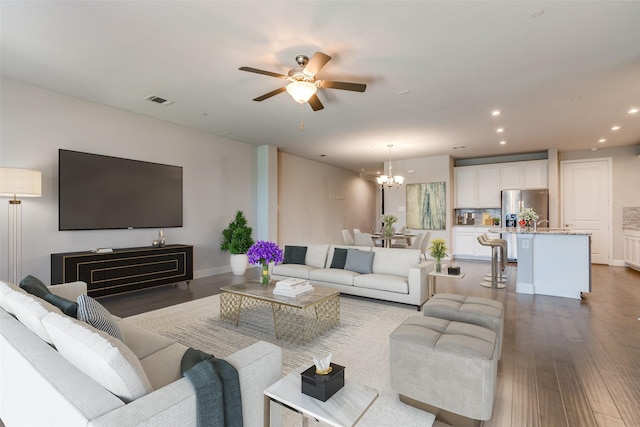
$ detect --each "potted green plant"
[220,210,255,275]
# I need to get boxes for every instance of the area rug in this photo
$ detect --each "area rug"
[126,294,436,427]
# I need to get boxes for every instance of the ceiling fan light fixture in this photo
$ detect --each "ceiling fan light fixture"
[286,81,317,104]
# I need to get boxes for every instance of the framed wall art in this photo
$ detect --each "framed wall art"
[406,182,446,230]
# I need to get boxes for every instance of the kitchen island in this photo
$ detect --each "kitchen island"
[490,228,591,299]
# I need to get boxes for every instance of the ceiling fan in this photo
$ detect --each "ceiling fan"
[239,52,366,111]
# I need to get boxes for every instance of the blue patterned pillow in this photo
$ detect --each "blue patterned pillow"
[76,294,125,342]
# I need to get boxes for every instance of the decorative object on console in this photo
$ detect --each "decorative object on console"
[157,229,165,247]
[0,167,42,284]
[220,210,255,275]
[428,238,448,273]
[247,240,284,285]
[376,144,404,188]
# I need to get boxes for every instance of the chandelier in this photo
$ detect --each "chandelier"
[376,144,404,188]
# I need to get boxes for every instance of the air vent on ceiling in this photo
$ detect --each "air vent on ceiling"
[144,95,174,106]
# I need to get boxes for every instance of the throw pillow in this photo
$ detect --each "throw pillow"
[77,294,125,342]
[330,248,348,269]
[42,312,153,403]
[44,293,78,318]
[19,274,79,318]
[283,245,307,265]
[344,249,375,274]
[19,275,50,298]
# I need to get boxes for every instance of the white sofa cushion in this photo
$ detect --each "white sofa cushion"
[5,290,62,344]
[272,264,315,279]
[0,280,27,314]
[353,273,410,294]
[309,268,359,286]
[305,244,330,268]
[371,247,420,276]
[118,321,176,359]
[42,312,153,403]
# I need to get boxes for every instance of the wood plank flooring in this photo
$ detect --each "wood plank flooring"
[100,260,640,427]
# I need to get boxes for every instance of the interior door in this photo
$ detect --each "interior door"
[561,159,611,264]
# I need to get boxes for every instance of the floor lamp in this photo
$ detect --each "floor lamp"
[0,168,42,284]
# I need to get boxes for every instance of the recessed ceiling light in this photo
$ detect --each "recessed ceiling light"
[398,90,410,95]
[629,108,639,114]
[611,125,621,131]
[530,8,545,18]
[571,97,582,101]
[499,141,507,145]
[491,110,501,116]
[496,128,504,133]
[598,138,606,143]
[591,147,599,152]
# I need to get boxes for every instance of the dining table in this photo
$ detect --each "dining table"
[371,232,417,248]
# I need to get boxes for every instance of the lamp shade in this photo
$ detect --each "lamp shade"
[0,168,42,198]
[286,81,317,104]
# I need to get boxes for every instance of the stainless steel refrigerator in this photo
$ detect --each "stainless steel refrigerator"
[501,189,549,261]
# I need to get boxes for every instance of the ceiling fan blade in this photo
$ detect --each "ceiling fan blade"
[253,87,287,102]
[239,66,287,79]
[303,52,332,76]
[319,80,367,92]
[308,94,324,111]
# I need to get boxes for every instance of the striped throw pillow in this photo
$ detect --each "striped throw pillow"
[77,294,125,342]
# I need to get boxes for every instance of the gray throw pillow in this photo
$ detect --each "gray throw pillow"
[283,245,307,265]
[77,294,125,342]
[19,275,50,298]
[344,249,375,274]
[330,248,348,269]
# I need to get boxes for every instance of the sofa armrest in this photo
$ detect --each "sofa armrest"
[408,261,433,308]
[48,281,87,301]
[89,341,283,427]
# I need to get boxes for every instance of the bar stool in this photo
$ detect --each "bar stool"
[477,234,507,289]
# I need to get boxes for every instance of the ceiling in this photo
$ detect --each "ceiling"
[2,1,639,176]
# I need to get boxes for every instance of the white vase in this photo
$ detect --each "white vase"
[230,253,248,275]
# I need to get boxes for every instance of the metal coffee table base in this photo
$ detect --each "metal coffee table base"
[220,291,340,344]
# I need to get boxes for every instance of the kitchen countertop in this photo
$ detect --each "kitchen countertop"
[489,227,591,235]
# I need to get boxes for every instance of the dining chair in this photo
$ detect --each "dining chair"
[341,229,355,245]
[354,232,375,247]
[420,231,432,260]
[353,228,361,234]
[410,232,424,250]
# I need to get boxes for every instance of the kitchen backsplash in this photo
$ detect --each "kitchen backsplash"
[623,207,640,228]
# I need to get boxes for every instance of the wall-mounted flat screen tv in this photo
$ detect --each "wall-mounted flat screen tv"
[59,149,183,230]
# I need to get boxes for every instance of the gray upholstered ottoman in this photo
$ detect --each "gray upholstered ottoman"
[423,293,504,359]
[390,316,498,427]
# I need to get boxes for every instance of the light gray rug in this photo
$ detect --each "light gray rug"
[126,294,437,427]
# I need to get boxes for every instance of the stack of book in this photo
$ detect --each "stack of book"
[273,278,314,298]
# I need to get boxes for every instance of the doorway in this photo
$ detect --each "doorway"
[560,158,612,264]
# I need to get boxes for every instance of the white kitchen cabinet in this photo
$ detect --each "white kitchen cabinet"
[476,168,500,207]
[453,227,500,259]
[500,166,523,190]
[523,162,548,188]
[499,160,548,190]
[623,229,640,271]
[455,168,477,208]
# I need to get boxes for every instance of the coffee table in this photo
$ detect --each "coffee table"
[220,281,340,344]
[263,365,378,427]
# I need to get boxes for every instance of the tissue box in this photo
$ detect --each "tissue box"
[447,266,461,275]
[301,363,345,401]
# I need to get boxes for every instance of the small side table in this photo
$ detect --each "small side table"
[428,266,466,297]
[264,367,378,427]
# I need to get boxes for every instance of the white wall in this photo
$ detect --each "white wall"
[278,152,378,245]
[382,154,454,246]
[0,78,258,281]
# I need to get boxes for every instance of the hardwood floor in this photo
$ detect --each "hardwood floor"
[100,260,640,427]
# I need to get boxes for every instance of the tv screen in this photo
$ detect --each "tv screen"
[59,149,183,230]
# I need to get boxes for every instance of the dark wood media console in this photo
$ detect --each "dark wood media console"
[51,244,193,298]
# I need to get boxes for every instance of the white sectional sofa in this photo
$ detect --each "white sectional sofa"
[271,244,433,309]
[0,280,282,427]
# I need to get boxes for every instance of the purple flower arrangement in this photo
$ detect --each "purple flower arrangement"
[247,241,284,285]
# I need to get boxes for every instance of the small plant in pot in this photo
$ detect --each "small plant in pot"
[220,210,255,275]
